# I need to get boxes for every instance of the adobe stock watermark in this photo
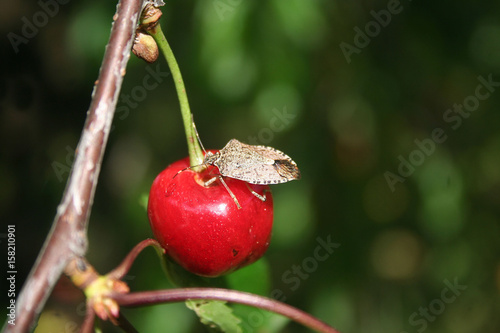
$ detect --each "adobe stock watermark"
[51,64,170,182]
[212,0,244,21]
[401,277,467,333]
[385,74,499,192]
[8,0,71,54]
[6,225,17,327]
[114,64,170,125]
[240,235,340,331]
[340,0,405,64]
[245,106,296,146]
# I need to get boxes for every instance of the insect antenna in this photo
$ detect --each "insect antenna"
[181,116,243,209]
[173,165,198,178]
[173,117,209,179]
[191,116,207,155]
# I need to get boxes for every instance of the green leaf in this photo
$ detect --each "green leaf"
[139,192,148,211]
[186,299,242,333]
[161,255,228,288]
[225,258,290,332]
[226,258,270,295]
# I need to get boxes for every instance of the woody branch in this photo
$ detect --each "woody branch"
[9,0,145,331]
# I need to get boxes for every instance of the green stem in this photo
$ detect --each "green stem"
[148,24,204,167]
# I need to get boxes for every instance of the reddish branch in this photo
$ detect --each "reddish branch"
[9,0,145,331]
[107,239,164,280]
[113,288,341,333]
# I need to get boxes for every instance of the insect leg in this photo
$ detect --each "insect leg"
[217,176,242,209]
[204,176,218,186]
[204,175,242,209]
[245,183,267,202]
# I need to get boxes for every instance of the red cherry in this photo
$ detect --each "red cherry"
[147,153,273,277]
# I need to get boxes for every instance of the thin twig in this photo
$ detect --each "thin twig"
[7,0,145,331]
[113,288,341,333]
[107,239,164,280]
[79,303,96,333]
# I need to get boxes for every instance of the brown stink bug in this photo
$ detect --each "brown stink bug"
[178,122,301,208]
[203,139,300,185]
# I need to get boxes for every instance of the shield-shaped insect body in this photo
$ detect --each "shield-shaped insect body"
[204,139,301,184]
[184,120,302,208]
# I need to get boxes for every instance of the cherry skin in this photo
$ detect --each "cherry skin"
[147,153,273,277]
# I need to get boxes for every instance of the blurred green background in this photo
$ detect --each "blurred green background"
[2,0,500,332]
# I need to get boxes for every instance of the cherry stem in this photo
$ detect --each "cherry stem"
[147,18,205,167]
[107,239,164,280]
[113,288,341,333]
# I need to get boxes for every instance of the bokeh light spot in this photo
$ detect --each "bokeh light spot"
[363,175,409,223]
[370,229,424,281]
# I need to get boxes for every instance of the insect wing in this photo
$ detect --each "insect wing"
[216,141,300,184]
[249,145,295,163]
[219,161,291,184]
